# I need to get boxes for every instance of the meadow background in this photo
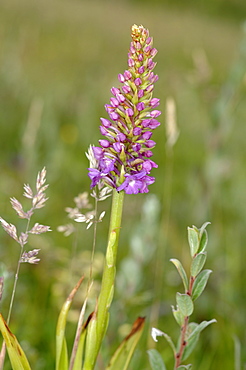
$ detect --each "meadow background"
[0,0,246,368]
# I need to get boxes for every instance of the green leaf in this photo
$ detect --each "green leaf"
[192,270,212,301]
[187,319,217,343]
[0,314,31,370]
[71,327,87,370]
[56,276,84,370]
[170,258,189,291]
[177,365,192,369]
[172,305,185,327]
[176,293,194,316]
[106,317,145,370]
[147,349,166,370]
[190,253,207,277]
[187,227,199,257]
[199,222,211,237]
[182,319,216,361]
[181,322,199,361]
[197,222,210,253]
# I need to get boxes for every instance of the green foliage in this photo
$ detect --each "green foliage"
[191,270,212,301]
[190,253,207,277]
[147,349,166,370]
[0,315,31,370]
[106,317,145,370]
[170,259,189,291]
[176,293,194,317]
[151,223,216,368]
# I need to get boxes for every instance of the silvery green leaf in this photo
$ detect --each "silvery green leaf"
[197,222,210,253]
[187,227,199,257]
[192,269,212,301]
[181,322,199,361]
[187,319,217,343]
[170,258,189,291]
[177,365,192,369]
[172,305,185,327]
[147,349,166,370]
[176,293,194,316]
[190,253,207,277]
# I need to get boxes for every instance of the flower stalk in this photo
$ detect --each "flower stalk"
[83,189,124,369]
[84,24,160,369]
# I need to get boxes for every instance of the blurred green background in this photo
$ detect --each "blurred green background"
[0,0,246,368]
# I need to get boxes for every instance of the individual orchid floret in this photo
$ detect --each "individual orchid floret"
[88,24,161,195]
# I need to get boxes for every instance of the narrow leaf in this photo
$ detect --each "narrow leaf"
[187,319,217,343]
[106,317,145,370]
[171,305,185,327]
[177,365,192,369]
[198,230,208,253]
[197,222,210,253]
[0,314,31,370]
[56,276,84,370]
[170,259,188,291]
[181,322,199,361]
[187,227,199,257]
[147,349,166,370]
[190,253,207,277]
[182,319,216,361]
[71,313,93,370]
[199,222,211,237]
[192,270,212,301]
[176,293,194,317]
[70,282,93,370]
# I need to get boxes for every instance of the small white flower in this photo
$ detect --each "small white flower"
[151,327,165,342]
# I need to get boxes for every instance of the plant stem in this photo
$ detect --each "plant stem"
[0,217,31,370]
[174,315,189,369]
[83,189,124,369]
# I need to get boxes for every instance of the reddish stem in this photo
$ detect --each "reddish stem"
[174,274,195,369]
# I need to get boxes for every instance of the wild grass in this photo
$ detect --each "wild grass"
[0,0,245,368]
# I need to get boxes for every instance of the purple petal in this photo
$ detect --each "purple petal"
[116,132,126,142]
[113,142,122,153]
[151,110,161,118]
[138,89,144,98]
[100,118,112,128]
[99,139,111,148]
[110,97,119,107]
[109,111,119,121]
[122,85,131,94]
[138,66,145,74]
[149,98,160,108]
[136,102,145,111]
[138,54,144,62]
[145,140,156,148]
[133,127,142,136]
[135,78,142,86]
[118,73,125,83]
[148,119,161,129]
[124,70,132,80]
[111,87,120,96]
[93,146,104,160]
[126,108,134,117]
[128,58,134,67]
[142,131,152,140]
[116,93,125,103]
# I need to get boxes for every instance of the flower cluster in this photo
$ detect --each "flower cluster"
[0,167,51,263]
[88,25,161,195]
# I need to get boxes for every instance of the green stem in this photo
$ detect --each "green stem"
[83,189,124,369]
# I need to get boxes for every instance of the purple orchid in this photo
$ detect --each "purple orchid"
[88,25,161,195]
